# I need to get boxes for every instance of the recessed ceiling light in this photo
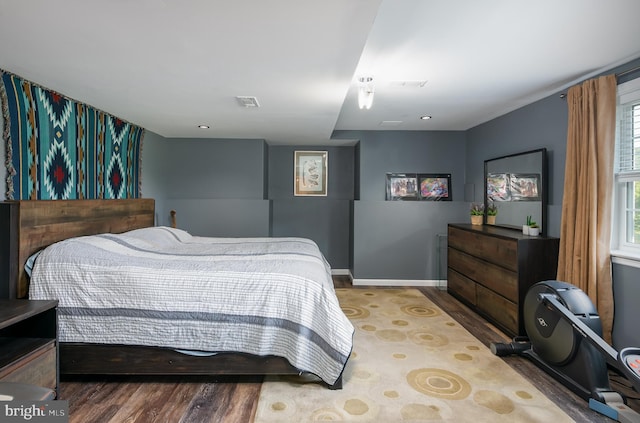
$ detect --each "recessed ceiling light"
[419,115,432,120]
[197,125,210,129]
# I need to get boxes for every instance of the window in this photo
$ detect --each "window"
[613,77,640,259]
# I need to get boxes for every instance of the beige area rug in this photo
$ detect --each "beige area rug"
[255,288,575,422]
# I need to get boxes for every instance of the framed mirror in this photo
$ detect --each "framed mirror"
[484,148,547,234]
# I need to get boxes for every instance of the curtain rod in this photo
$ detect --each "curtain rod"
[617,65,640,78]
[560,65,640,98]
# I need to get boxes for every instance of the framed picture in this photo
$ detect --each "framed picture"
[386,173,418,200]
[510,173,540,201]
[294,151,327,196]
[418,173,452,201]
[487,173,511,202]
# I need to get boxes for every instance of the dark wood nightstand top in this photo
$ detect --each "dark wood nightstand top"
[0,300,58,330]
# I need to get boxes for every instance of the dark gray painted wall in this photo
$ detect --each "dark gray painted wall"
[268,146,354,268]
[353,201,465,279]
[466,94,568,237]
[142,141,355,267]
[332,131,468,280]
[466,57,640,350]
[160,138,267,199]
[139,130,168,224]
[334,131,467,201]
[144,137,270,236]
[612,263,640,349]
[271,199,351,267]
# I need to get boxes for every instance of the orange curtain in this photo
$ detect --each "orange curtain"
[557,74,617,342]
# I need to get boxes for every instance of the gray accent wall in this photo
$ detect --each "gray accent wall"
[142,140,355,268]
[143,137,270,236]
[332,131,468,281]
[465,57,640,350]
[466,94,568,238]
[268,146,354,269]
[612,262,640,350]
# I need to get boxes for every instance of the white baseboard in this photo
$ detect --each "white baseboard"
[352,278,447,288]
[331,270,448,289]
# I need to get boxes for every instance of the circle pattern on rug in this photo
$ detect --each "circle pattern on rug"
[407,329,449,347]
[341,304,370,319]
[401,403,442,420]
[474,390,515,414]
[336,397,380,419]
[516,390,533,399]
[407,368,471,400]
[311,407,344,420]
[376,329,407,342]
[401,304,441,317]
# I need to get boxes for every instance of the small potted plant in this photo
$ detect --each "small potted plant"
[528,221,540,236]
[486,202,498,225]
[523,216,540,235]
[470,203,484,225]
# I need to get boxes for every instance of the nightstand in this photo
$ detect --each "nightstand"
[0,300,59,398]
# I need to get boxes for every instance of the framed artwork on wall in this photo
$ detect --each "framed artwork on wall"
[386,173,418,200]
[386,173,452,201]
[294,151,328,196]
[418,173,452,201]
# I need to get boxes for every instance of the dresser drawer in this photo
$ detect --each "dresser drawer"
[448,226,518,271]
[447,268,476,305]
[476,285,518,335]
[448,248,518,302]
[0,340,56,390]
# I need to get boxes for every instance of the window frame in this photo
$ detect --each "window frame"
[612,77,640,265]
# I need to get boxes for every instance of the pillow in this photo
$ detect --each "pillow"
[24,250,42,278]
[123,226,193,245]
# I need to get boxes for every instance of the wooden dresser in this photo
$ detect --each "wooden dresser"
[447,223,559,337]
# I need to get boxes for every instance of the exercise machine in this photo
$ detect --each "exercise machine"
[490,280,640,423]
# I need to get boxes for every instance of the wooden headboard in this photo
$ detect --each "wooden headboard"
[0,199,155,299]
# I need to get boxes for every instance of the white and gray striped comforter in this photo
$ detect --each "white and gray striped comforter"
[29,226,354,385]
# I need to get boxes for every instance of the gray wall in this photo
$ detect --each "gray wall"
[268,146,354,268]
[333,131,468,281]
[465,57,640,350]
[466,95,568,238]
[143,137,270,237]
[612,262,640,349]
[142,141,355,268]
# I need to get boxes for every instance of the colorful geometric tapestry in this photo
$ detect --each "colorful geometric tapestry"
[0,70,145,200]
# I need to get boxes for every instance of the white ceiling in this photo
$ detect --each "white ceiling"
[1,0,640,146]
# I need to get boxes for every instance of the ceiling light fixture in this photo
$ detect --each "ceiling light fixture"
[197,125,210,129]
[420,115,432,120]
[358,76,374,110]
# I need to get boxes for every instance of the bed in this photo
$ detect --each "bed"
[0,199,353,389]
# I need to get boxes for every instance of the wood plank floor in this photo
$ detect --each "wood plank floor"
[60,276,637,422]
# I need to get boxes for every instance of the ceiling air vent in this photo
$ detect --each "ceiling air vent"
[379,120,403,127]
[389,80,428,88]
[236,96,260,108]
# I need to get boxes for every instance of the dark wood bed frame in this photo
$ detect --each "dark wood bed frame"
[0,199,342,389]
